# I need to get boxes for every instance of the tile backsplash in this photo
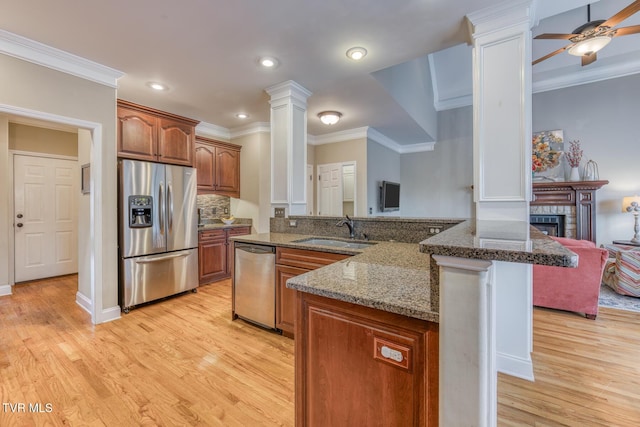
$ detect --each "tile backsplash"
[197,195,230,221]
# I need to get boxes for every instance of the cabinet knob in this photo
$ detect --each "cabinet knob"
[16,223,23,228]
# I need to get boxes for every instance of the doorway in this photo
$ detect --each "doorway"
[317,161,357,217]
[13,154,78,282]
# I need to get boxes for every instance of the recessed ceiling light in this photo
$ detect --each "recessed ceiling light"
[346,47,367,61]
[147,81,168,91]
[259,56,279,68]
[236,113,249,119]
[318,111,342,125]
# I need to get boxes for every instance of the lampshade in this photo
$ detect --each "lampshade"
[568,36,612,57]
[318,111,342,125]
[622,196,640,213]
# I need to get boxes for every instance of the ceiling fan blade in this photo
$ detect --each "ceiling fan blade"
[601,0,640,28]
[614,25,640,36]
[534,33,575,40]
[532,45,571,65]
[582,53,597,66]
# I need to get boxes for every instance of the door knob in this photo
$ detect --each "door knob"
[16,223,23,228]
[16,214,23,218]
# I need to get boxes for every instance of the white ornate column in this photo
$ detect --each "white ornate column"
[467,1,536,381]
[265,80,311,216]
[434,255,496,427]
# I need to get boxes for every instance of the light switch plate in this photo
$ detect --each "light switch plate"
[274,207,285,218]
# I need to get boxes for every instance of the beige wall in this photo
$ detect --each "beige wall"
[0,117,8,293]
[313,137,367,216]
[0,53,118,321]
[229,131,271,233]
[9,123,78,157]
[77,129,92,301]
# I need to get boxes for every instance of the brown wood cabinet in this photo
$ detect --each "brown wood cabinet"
[199,226,251,284]
[117,100,198,166]
[275,247,350,338]
[195,136,241,198]
[295,292,439,426]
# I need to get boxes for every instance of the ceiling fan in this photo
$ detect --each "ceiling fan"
[533,0,640,66]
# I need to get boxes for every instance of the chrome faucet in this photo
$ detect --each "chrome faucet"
[336,215,355,239]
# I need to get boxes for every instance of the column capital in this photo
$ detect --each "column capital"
[265,80,312,106]
[466,0,534,39]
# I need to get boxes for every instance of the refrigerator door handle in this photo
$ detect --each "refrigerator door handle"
[168,183,173,234]
[159,183,165,236]
[134,251,190,264]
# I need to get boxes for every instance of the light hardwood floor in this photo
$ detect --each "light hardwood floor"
[1,275,639,426]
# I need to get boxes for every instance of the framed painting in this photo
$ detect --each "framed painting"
[532,130,564,181]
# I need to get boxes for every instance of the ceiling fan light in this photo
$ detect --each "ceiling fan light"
[567,36,612,56]
[318,111,342,125]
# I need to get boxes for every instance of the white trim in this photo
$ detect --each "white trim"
[0,284,11,296]
[533,55,640,94]
[432,255,493,272]
[230,122,270,139]
[497,352,535,381]
[75,290,92,314]
[10,149,77,162]
[97,306,121,324]
[368,127,436,154]
[0,29,123,88]
[309,127,369,146]
[196,122,231,141]
[434,94,473,111]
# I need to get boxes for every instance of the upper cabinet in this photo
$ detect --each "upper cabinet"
[117,100,199,166]
[195,136,241,198]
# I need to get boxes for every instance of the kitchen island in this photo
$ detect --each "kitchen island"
[231,221,576,426]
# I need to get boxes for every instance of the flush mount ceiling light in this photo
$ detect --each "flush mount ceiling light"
[146,81,168,91]
[346,47,367,61]
[318,111,342,125]
[236,113,249,119]
[259,56,279,68]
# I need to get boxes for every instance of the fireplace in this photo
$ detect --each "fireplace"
[530,214,565,237]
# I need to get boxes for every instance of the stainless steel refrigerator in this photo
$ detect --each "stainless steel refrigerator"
[118,159,198,312]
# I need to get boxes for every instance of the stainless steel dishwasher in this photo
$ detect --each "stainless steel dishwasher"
[234,243,276,329]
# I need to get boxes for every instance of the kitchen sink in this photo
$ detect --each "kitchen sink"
[293,237,376,249]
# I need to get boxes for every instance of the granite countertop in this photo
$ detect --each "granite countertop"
[198,222,252,231]
[231,233,438,322]
[418,220,578,267]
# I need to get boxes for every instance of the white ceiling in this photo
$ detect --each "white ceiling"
[2,0,640,146]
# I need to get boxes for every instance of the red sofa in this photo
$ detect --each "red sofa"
[533,236,608,319]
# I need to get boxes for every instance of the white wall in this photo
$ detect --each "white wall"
[533,73,640,246]
[401,106,474,218]
[367,139,400,216]
[229,131,271,233]
[77,129,91,301]
[0,53,118,322]
[0,117,9,295]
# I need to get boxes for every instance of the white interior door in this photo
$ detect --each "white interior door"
[14,155,78,282]
[317,163,343,216]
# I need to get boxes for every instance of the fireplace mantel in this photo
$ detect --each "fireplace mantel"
[531,180,608,243]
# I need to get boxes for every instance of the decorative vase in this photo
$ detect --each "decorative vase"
[569,167,580,181]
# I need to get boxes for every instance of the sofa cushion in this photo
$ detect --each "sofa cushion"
[551,236,595,249]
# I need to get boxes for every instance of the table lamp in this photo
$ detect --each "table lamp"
[622,196,640,243]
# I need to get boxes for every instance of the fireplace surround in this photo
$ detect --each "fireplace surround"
[530,180,608,243]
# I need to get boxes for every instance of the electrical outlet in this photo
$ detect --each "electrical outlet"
[369,207,373,214]
[212,207,216,214]
[224,207,229,214]
[274,207,285,218]
[289,220,297,227]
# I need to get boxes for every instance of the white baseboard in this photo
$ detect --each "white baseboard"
[498,352,535,381]
[0,284,13,296]
[96,305,121,324]
[75,291,92,314]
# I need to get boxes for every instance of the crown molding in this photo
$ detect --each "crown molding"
[308,127,369,145]
[230,122,271,139]
[532,54,640,94]
[195,122,231,141]
[367,127,435,154]
[265,80,312,106]
[0,29,123,88]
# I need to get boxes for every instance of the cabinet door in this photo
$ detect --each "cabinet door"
[215,147,240,197]
[199,231,227,284]
[296,293,439,426]
[117,106,157,161]
[275,264,307,337]
[157,118,194,166]
[195,143,216,192]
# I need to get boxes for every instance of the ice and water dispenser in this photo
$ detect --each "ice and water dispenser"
[128,195,153,228]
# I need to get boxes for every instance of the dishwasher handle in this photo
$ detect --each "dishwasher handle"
[235,244,275,255]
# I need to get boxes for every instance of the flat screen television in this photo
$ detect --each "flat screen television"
[380,181,400,212]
